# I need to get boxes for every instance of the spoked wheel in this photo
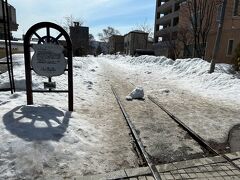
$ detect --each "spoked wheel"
[32,26,63,45]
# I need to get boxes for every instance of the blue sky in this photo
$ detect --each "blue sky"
[9,0,156,40]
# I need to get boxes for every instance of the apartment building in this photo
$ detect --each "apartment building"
[0,1,18,39]
[154,0,185,59]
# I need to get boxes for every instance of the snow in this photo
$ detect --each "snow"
[0,54,105,179]
[0,53,240,178]
[98,55,240,144]
[102,55,240,106]
[126,86,144,100]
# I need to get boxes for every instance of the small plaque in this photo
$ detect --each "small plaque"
[44,82,56,89]
[32,44,67,77]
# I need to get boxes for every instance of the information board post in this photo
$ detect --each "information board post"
[24,22,73,111]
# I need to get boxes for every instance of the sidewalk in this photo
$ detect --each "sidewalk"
[77,152,240,179]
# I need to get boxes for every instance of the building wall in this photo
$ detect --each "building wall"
[124,31,148,55]
[109,35,124,54]
[206,0,240,64]
[70,24,89,56]
[178,0,240,64]
[124,34,131,55]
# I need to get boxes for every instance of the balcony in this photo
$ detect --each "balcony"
[156,10,180,26]
[156,25,179,37]
[157,1,174,14]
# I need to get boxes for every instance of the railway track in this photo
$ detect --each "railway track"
[148,95,240,172]
[111,85,162,180]
[111,84,240,180]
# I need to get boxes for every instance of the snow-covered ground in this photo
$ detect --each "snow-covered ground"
[0,54,138,179]
[0,54,240,178]
[98,55,240,144]
[102,55,240,106]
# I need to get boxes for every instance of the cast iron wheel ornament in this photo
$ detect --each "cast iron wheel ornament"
[24,22,73,111]
[38,35,60,44]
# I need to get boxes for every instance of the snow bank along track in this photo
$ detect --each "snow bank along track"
[111,84,240,180]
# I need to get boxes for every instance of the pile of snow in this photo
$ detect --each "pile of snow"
[102,55,240,105]
[126,86,144,100]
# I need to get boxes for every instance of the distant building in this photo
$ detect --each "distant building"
[89,40,108,55]
[0,1,18,39]
[124,30,149,55]
[109,35,124,54]
[0,40,23,53]
[70,22,89,56]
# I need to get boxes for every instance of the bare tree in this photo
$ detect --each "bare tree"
[98,27,120,53]
[177,27,194,58]
[187,0,215,58]
[57,15,84,33]
[89,34,95,42]
[134,20,154,38]
[162,29,181,60]
[98,26,120,43]
[165,38,181,60]
[89,34,95,55]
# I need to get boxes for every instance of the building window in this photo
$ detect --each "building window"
[234,0,240,16]
[227,40,234,55]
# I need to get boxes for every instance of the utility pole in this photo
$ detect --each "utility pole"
[209,0,227,73]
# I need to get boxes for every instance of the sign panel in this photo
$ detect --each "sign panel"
[32,44,67,77]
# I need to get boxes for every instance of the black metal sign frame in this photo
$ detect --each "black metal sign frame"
[0,0,15,93]
[24,22,73,111]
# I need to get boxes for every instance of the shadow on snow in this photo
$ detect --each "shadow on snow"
[3,105,71,141]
